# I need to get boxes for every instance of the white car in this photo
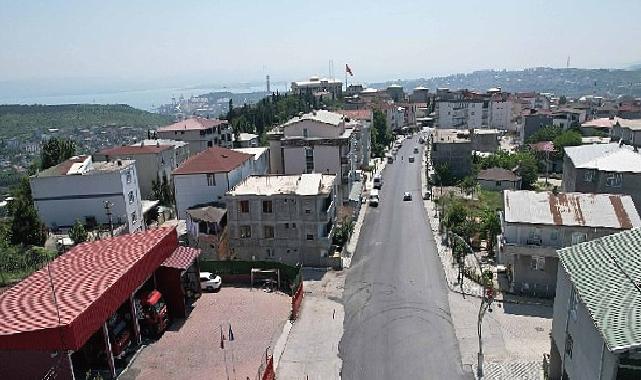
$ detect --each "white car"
[200,272,222,292]
[403,192,413,201]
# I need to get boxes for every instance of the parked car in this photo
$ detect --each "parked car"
[408,156,415,163]
[373,174,383,189]
[200,272,222,292]
[413,146,419,154]
[369,190,380,206]
[403,192,413,201]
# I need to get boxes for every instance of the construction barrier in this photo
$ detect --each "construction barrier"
[257,347,275,380]
[290,282,304,321]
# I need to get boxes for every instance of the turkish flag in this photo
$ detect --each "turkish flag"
[346,64,353,76]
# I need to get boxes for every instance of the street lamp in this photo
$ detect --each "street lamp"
[477,285,495,378]
[104,201,114,237]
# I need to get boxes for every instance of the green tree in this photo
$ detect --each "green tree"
[553,130,582,153]
[8,177,47,246]
[434,163,453,186]
[445,201,468,230]
[480,209,501,254]
[459,175,477,196]
[151,173,174,206]
[526,125,563,144]
[559,95,567,105]
[69,219,88,245]
[40,137,76,170]
[371,110,392,158]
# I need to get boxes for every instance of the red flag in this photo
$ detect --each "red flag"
[346,64,353,76]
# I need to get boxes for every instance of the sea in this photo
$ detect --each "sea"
[0,83,289,112]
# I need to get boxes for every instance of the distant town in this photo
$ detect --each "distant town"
[1,65,641,380]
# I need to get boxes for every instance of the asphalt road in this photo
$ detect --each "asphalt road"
[340,136,472,380]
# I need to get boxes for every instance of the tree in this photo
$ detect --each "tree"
[332,217,354,247]
[552,130,582,153]
[8,177,47,246]
[434,163,453,186]
[151,173,174,206]
[69,219,88,245]
[526,125,563,144]
[40,137,76,170]
[480,209,501,254]
[559,95,567,105]
[459,176,477,196]
[371,110,391,158]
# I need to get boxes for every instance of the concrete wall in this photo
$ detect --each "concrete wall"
[284,119,344,138]
[283,147,307,174]
[478,178,520,191]
[158,127,233,154]
[490,100,512,130]
[550,268,619,380]
[432,141,472,178]
[313,145,341,175]
[30,164,143,232]
[269,138,283,174]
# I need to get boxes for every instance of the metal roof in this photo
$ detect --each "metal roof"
[503,190,641,228]
[0,227,178,351]
[161,246,201,270]
[564,143,641,173]
[558,228,641,353]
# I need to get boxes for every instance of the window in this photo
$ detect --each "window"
[605,173,622,187]
[207,174,216,186]
[583,170,594,182]
[207,140,213,147]
[305,148,314,173]
[284,222,289,229]
[239,200,249,213]
[126,170,132,184]
[571,232,588,245]
[128,190,135,204]
[198,221,208,234]
[565,334,573,358]
[131,211,137,224]
[303,128,309,138]
[264,225,274,239]
[263,200,273,213]
[305,209,311,214]
[530,255,545,271]
[266,248,274,258]
[240,225,251,238]
[495,181,501,187]
[550,230,559,241]
[569,287,579,320]
[292,222,296,229]
[306,234,314,241]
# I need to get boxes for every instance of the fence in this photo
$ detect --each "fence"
[200,260,300,295]
[290,281,304,321]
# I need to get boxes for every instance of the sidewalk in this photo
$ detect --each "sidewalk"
[275,269,344,380]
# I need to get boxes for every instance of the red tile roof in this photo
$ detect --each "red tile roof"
[53,155,89,175]
[98,144,173,156]
[161,246,201,270]
[158,117,228,132]
[338,109,373,121]
[0,227,178,351]
[173,146,252,175]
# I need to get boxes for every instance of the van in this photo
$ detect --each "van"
[369,190,380,206]
[373,174,383,189]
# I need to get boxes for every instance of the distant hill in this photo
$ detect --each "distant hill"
[0,104,173,139]
[371,67,641,98]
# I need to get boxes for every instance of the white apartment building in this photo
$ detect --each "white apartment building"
[233,147,270,175]
[225,174,339,267]
[94,139,189,198]
[157,117,233,154]
[435,88,516,130]
[291,76,343,100]
[489,95,514,130]
[267,110,361,201]
[173,147,254,219]
[30,156,144,233]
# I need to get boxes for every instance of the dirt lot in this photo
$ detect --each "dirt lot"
[120,287,290,380]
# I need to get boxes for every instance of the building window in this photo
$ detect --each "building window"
[207,174,216,186]
[530,256,545,271]
[571,232,588,245]
[306,234,314,240]
[495,181,501,187]
[550,230,559,241]
[605,173,623,187]
[292,222,296,229]
[303,128,309,138]
[583,170,594,182]
[208,140,213,147]
[128,190,135,204]
[266,248,274,258]
[305,209,311,214]
[126,170,132,184]
[239,200,249,213]
[305,148,314,173]
[240,225,251,238]
[131,211,137,224]
[264,225,274,239]
[284,222,289,229]
[565,334,573,359]
[569,287,579,320]
[263,200,273,213]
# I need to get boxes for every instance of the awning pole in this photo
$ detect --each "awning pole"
[102,322,117,379]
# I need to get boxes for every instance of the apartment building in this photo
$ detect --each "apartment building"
[562,143,641,213]
[233,147,270,175]
[94,139,189,198]
[225,174,339,267]
[291,76,343,100]
[172,147,254,219]
[431,129,473,179]
[611,118,641,147]
[157,117,233,154]
[30,156,144,233]
[549,228,641,380]
[267,110,362,201]
[498,190,641,298]
[434,89,485,129]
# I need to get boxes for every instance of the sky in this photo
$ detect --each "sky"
[1,0,641,89]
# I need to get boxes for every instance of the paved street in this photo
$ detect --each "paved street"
[340,136,472,379]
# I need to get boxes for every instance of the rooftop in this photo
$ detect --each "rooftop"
[0,227,178,350]
[337,109,373,121]
[293,77,342,86]
[232,147,268,160]
[186,204,226,224]
[237,133,258,141]
[580,117,622,129]
[618,118,641,131]
[158,117,228,132]
[565,143,641,173]
[173,147,252,175]
[283,110,345,127]
[477,168,521,182]
[37,156,134,177]
[433,129,471,143]
[227,174,335,197]
[503,190,641,229]
[558,228,641,353]
[98,143,173,156]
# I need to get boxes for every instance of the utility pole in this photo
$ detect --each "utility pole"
[104,201,114,238]
[477,280,495,379]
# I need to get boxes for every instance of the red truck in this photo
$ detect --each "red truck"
[138,290,170,337]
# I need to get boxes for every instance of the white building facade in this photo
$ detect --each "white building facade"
[157,117,233,154]
[30,156,144,233]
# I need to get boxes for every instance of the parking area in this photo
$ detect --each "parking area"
[120,287,291,380]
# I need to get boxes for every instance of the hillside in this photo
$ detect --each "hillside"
[0,104,173,139]
[372,67,641,98]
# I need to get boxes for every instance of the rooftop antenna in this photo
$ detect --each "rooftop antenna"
[566,56,571,68]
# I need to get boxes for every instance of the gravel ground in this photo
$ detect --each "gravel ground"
[120,287,290,380]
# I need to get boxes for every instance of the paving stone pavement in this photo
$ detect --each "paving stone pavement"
[473,361,543,380]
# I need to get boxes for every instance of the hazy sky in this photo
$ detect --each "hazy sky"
[2,0,641,85]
